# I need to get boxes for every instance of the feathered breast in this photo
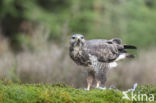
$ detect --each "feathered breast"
[69,46,91,66]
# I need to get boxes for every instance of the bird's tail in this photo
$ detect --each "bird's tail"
[124,45,137,49]
[115,53,135,62]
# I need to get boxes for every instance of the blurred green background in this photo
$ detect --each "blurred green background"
[0,0,156,89]
[1,0,156,50]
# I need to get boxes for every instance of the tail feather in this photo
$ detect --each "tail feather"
[124,45,137,49]
[115,53,135,62]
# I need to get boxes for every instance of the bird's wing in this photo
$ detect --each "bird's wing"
[86,39,122,62]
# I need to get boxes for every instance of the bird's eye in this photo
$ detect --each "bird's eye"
[81,37,84,39]
[72,37,75,39]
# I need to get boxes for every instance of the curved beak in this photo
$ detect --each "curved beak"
[76,36,81,42]
[76,36,80,40]
[75,36,81,46]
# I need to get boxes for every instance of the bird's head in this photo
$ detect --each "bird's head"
[70,34,86,47]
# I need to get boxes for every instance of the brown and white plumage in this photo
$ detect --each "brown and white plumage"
[69,34,136,90]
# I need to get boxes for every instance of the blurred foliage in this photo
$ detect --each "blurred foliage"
[0,82,155,103]
[0,0,156,51]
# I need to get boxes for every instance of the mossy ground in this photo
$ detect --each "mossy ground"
[0,81,155,103]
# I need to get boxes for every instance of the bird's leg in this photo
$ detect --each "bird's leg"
[86,75,93,90]
[96,80,101,88]
[96,80,106,89]
[95,72,107,90]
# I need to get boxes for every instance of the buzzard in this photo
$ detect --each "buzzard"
[69,34,136,90]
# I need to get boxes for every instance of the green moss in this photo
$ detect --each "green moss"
[0,82,155,103]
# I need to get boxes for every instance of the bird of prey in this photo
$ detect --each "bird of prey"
[69,34,136,90]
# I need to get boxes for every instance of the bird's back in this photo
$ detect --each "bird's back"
[86,39,121,62]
